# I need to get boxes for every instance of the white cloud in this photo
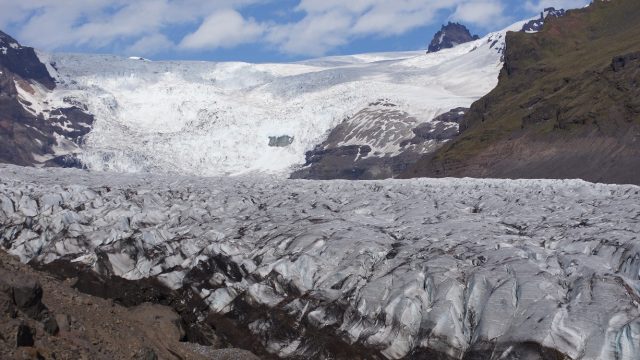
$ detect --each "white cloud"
[180,9,264,50]
[265,0,508,56]
[127,34,174,56]
[0,0,263,50]
[452,1,508,28]
[0,0,530,57]
[294,0,377,14]
[266,10,353,56]
[524,0,590,12]
[352,1,448,36]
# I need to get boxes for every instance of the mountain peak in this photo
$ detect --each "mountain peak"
[521,7,567,33]
[0,30,55,89]
[0,30,21,49]
[427,22,479,53]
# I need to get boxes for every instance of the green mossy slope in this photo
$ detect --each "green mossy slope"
[404,0,640,185]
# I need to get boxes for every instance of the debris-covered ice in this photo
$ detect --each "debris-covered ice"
[1,165,639,359]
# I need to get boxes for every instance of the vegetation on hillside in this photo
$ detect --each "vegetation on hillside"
[404,0,640,184]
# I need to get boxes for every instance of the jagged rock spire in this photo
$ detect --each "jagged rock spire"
[427,22,479,53]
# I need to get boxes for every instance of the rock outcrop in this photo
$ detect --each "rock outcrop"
[268,135,294,147]
[0,30,93,168]
[0,32,54,90]
[291,101,462,180]
[427,22,479,53]
[0,270,58,333]
[521,7,567,33]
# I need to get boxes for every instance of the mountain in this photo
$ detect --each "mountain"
[403,0,640,185]
[2,4,640,359]
[427,22,479,53]
[0,16,554,180]
[286,27,512,180]
[0,31,93,168]
[3,7,619,183]
[29,24,516,178]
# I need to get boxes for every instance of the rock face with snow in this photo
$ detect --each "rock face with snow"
[0,30,94,168]
[521,7,566,33]
[288,26,516,180]
[290,101,464,180]
[427,23,479,53]
[1,164,639,359]
[0,31,55,89]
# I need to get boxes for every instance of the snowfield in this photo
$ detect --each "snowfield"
[1,165,639,359]
[33,21,525,177]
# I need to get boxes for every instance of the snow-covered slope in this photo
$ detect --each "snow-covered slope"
[37,21,526,177]
[1,165,639,359]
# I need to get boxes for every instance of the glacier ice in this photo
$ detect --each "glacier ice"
[1,165,639,359]
[34,23,525,177]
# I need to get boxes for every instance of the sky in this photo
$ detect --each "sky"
[0,0,590,63]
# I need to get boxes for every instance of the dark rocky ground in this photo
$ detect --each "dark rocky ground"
[5,165,635,359]
[0,250,260,360]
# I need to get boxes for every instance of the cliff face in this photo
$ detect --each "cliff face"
[404,0,640,185]
[0,31,55,90]
[0,31,93,167]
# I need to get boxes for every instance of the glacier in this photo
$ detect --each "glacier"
[1,164,639,359]
[31,21,526,177]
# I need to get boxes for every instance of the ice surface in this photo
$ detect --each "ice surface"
[34,23,522,177]
[1,164,639,359]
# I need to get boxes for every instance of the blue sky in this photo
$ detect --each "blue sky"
[0,0,589,63]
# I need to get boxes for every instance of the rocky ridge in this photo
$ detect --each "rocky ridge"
[0,30,94,168]
[427,23,479,53]
[521,7,567,33]
[291,101,465,180]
